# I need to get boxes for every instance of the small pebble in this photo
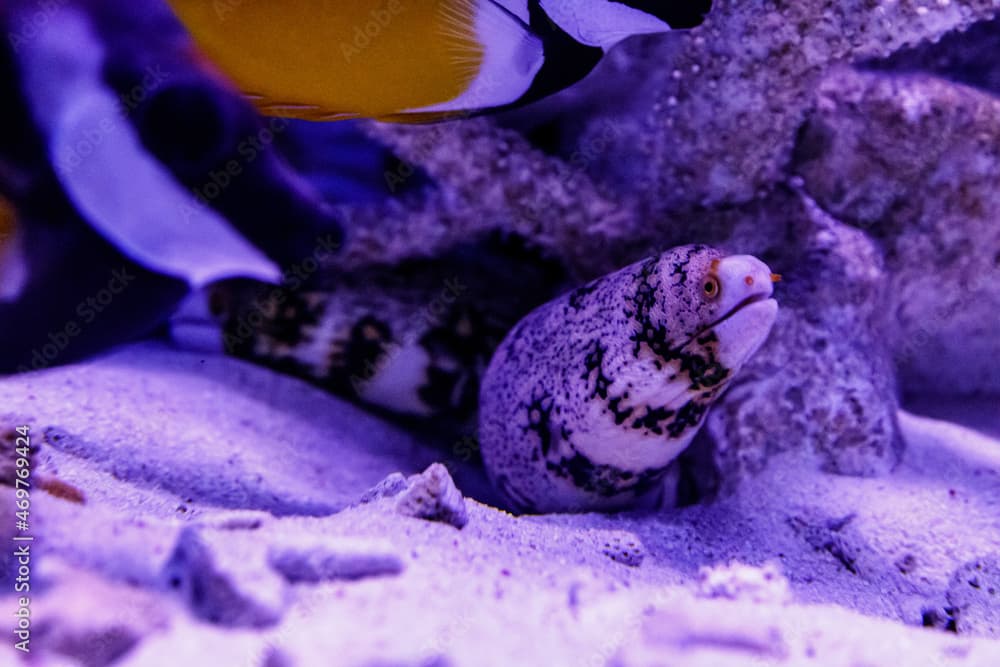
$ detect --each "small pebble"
[395,463,468,529]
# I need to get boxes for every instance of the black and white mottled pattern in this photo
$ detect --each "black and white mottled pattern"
[479,245,778,513]
[171,233,568,420]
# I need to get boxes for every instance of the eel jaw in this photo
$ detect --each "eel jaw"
[711,297,779,370]
[704,291,774,333]
[701,253,780,369]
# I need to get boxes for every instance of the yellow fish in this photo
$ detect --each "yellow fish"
[166,0,712,120]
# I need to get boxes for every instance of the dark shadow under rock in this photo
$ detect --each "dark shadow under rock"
[863,15,1000,97]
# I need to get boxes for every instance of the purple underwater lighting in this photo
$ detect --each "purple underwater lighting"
[0,0,998,665]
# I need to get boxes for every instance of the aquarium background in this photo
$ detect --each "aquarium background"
[0,0,998,665]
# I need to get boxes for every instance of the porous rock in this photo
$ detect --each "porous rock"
[696,561,790,605]
[702,190,902,491]
[793,67,1000,394]
[584,0,1000,212]
[786,511,864,577]
[358,472,410,505]
[600,532,646,568]
[395,463,469,529]
[947,557,1000,635]
[268,536,404,583]
[348,3,1000,278]
[867,14,1000,96]
[161,526,288,628]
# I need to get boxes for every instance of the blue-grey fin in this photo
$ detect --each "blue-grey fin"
[16,5,280,289]
[50,91,281,288]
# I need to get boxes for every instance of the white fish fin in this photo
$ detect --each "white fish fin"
[406,0,544,114]
[539,0,672,50]
[491,0,531,24]
[18,7,280,289]
[51,93,281,288]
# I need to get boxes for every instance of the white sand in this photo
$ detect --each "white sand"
[1,343,998,666]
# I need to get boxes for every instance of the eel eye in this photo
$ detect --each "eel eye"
[702,276,720,300]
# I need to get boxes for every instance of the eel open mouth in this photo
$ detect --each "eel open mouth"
[707,292,774,331]
[688,291,775,345]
